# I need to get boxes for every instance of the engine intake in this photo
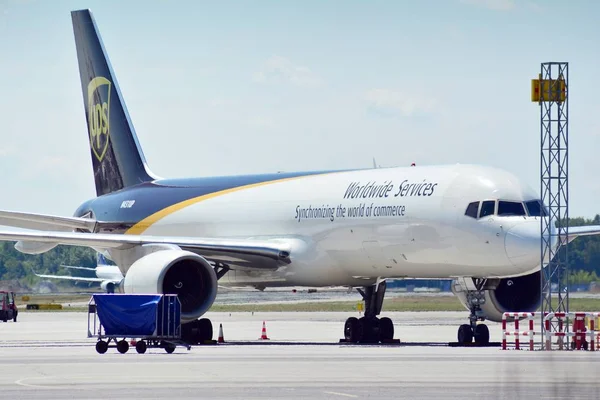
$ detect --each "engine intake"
[453,271,541,322]
[122,250,217,323]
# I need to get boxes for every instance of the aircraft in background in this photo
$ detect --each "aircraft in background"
[34,253,123,293]
[0,9,599,349]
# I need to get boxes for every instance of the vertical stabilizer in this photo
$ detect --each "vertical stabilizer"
[71,9,156,196]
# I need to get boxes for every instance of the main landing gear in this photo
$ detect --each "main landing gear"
[457,278,490,345]
[343,280,396,344]
[181,318,214,345]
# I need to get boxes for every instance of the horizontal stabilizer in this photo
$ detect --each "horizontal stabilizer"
[34,272,104,283]
[60,265,98,271]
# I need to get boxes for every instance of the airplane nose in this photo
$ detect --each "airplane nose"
[505,222,540,268]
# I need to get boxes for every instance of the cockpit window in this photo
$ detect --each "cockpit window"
[479,200,495,218]
[465,202,479,219]
[525,200,548,217]
[498,201,526,216]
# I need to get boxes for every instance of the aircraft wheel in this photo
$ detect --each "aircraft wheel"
[379,317,394,342]
[165,343,176,354]
[198,318,213,342]
[474,324,490,345]
[96,340,108,354]
[344,317,360,342]
[359,317,380,343]
[457,324,473,344]
[117,340,129,354]
[135,340,147,354]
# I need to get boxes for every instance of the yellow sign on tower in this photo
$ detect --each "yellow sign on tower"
[531,74,566,102]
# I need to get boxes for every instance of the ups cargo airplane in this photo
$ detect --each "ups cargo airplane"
[1,9,599,345]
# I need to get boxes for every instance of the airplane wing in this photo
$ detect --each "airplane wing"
[0,229,292,269]
[563,226,600,243]
[0,210,97,232]
[34,272,104,283]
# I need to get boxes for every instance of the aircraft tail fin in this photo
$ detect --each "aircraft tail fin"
[71,9,157,197]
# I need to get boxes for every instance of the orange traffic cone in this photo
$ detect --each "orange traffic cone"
[259,321,270,340]
[218,323,225,343]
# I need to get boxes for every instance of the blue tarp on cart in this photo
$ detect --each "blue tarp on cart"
[93,294,166,336]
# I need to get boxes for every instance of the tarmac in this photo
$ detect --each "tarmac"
[0,311,599,399]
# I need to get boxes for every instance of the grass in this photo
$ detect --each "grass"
[14,293,600,313]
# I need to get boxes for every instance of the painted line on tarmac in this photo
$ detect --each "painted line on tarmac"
[323,391,358,398]
[15,376,70,390]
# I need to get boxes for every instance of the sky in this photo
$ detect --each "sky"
[0,0,599,219]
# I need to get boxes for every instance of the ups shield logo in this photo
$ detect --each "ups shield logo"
[87,77,112,162]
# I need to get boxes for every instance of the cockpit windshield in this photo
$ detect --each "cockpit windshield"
[525,200,548,217]
[464,199,547,219]
[497,201,526,216]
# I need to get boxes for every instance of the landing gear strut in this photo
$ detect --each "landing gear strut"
[343,280,396,343]
[457,278,490,345]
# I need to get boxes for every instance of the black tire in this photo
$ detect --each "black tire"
[117,340,129,354]
[96,340,108,354]
[165,343,176,354]
[359,317,379,343]
[379,317,394,342]
[457,324,473,344]
[198,318,213,342]
[135,340,147,354]
[344,317,360,342]
[474,324,490,345]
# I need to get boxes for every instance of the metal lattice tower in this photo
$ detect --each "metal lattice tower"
[534,62,569,347]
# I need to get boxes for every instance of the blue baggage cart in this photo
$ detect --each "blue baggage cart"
[87,293,191,354]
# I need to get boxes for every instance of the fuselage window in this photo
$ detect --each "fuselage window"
[525,200,548,217]
[497,201,526,216]
[479,200,495,218]
[465,202,479,219]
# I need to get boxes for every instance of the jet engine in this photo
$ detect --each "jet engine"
[100,280,123,294]
[122,250,218,323]
[452,270,541,322]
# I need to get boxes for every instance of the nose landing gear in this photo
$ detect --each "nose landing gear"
[456,278,490,346]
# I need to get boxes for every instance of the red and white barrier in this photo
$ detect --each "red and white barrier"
[543,312,600,351]
[502,312,539,350]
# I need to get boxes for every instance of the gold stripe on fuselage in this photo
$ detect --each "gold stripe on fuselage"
[125,174,325,235]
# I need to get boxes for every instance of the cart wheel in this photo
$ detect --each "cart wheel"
[96,340,108,354]
[117,340,129,354]
[135,340,147,354]
[165,343,176,354]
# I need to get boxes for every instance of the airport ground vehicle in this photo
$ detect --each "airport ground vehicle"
[0,291,18,322]
[88,293,190,354]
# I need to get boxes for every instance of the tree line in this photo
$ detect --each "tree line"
[1,215,600,287]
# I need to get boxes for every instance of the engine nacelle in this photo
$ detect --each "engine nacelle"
[452,271,541,322]
[100,280,123,294]
[123,250,218,323]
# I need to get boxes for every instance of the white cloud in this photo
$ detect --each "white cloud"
[253,55,321,87]
[459,0,515,11]
[365,89,438,117]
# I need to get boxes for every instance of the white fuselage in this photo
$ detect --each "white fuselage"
[95,265,124,282]
[115,164,546,288]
